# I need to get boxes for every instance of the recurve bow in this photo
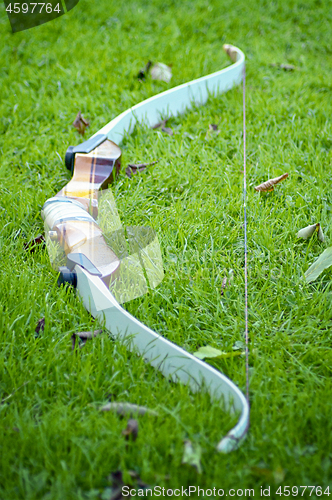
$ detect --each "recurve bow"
[42,44,249,453]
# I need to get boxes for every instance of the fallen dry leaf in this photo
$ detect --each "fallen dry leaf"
[150,62,172,83]
[35,318,45,337]
[318,226,324,242]
[161,126,173,135]
[137,60,152,81]
[101,402,159,417]
[24,234,45,252]
[152,120,167,130]
[153,120,173,135]
[297,223,324,242]
[221,269,234,296]
[193,345,244,360]
[209,123,220,133]
[122,418,138,441]
[271,63,296,71]
[233,340,246,350]
[73,111,89,136]
[205,123,220,140]
[126,160,159,178]
[71,329,103,349]
[254,173,288,192]
[182,440,202,474]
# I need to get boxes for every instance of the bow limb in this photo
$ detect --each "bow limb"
[42,44,249,452]
[75,265,249,453]
[86,45,244,150]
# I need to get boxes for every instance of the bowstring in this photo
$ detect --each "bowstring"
[243,64,250,407]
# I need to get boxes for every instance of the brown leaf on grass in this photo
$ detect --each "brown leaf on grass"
[35,318,45,336]
[208,123,220,134]
[71,329,103,350]
[254,173,288,192]
[122,418,138,441]
[220,276,229,297]
[126,160,159,178]
[137,60,153,81]
[161,126,173,135]
[220,269,233,296]
[205,123,220,140]
[153,120,173,135]
[24,234,45,252]
[152,120,167,130]
[100,402,159,417]
[73,111,89,136]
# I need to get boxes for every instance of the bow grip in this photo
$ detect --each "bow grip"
[41,197,120,284]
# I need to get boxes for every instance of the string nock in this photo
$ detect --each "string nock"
[223,44,239,63]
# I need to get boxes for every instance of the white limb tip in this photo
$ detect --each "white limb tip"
[223,44,239,63]
[217,434,241,453]
[297,223,324,242]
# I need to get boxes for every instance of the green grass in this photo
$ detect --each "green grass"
[0,0,332,498]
